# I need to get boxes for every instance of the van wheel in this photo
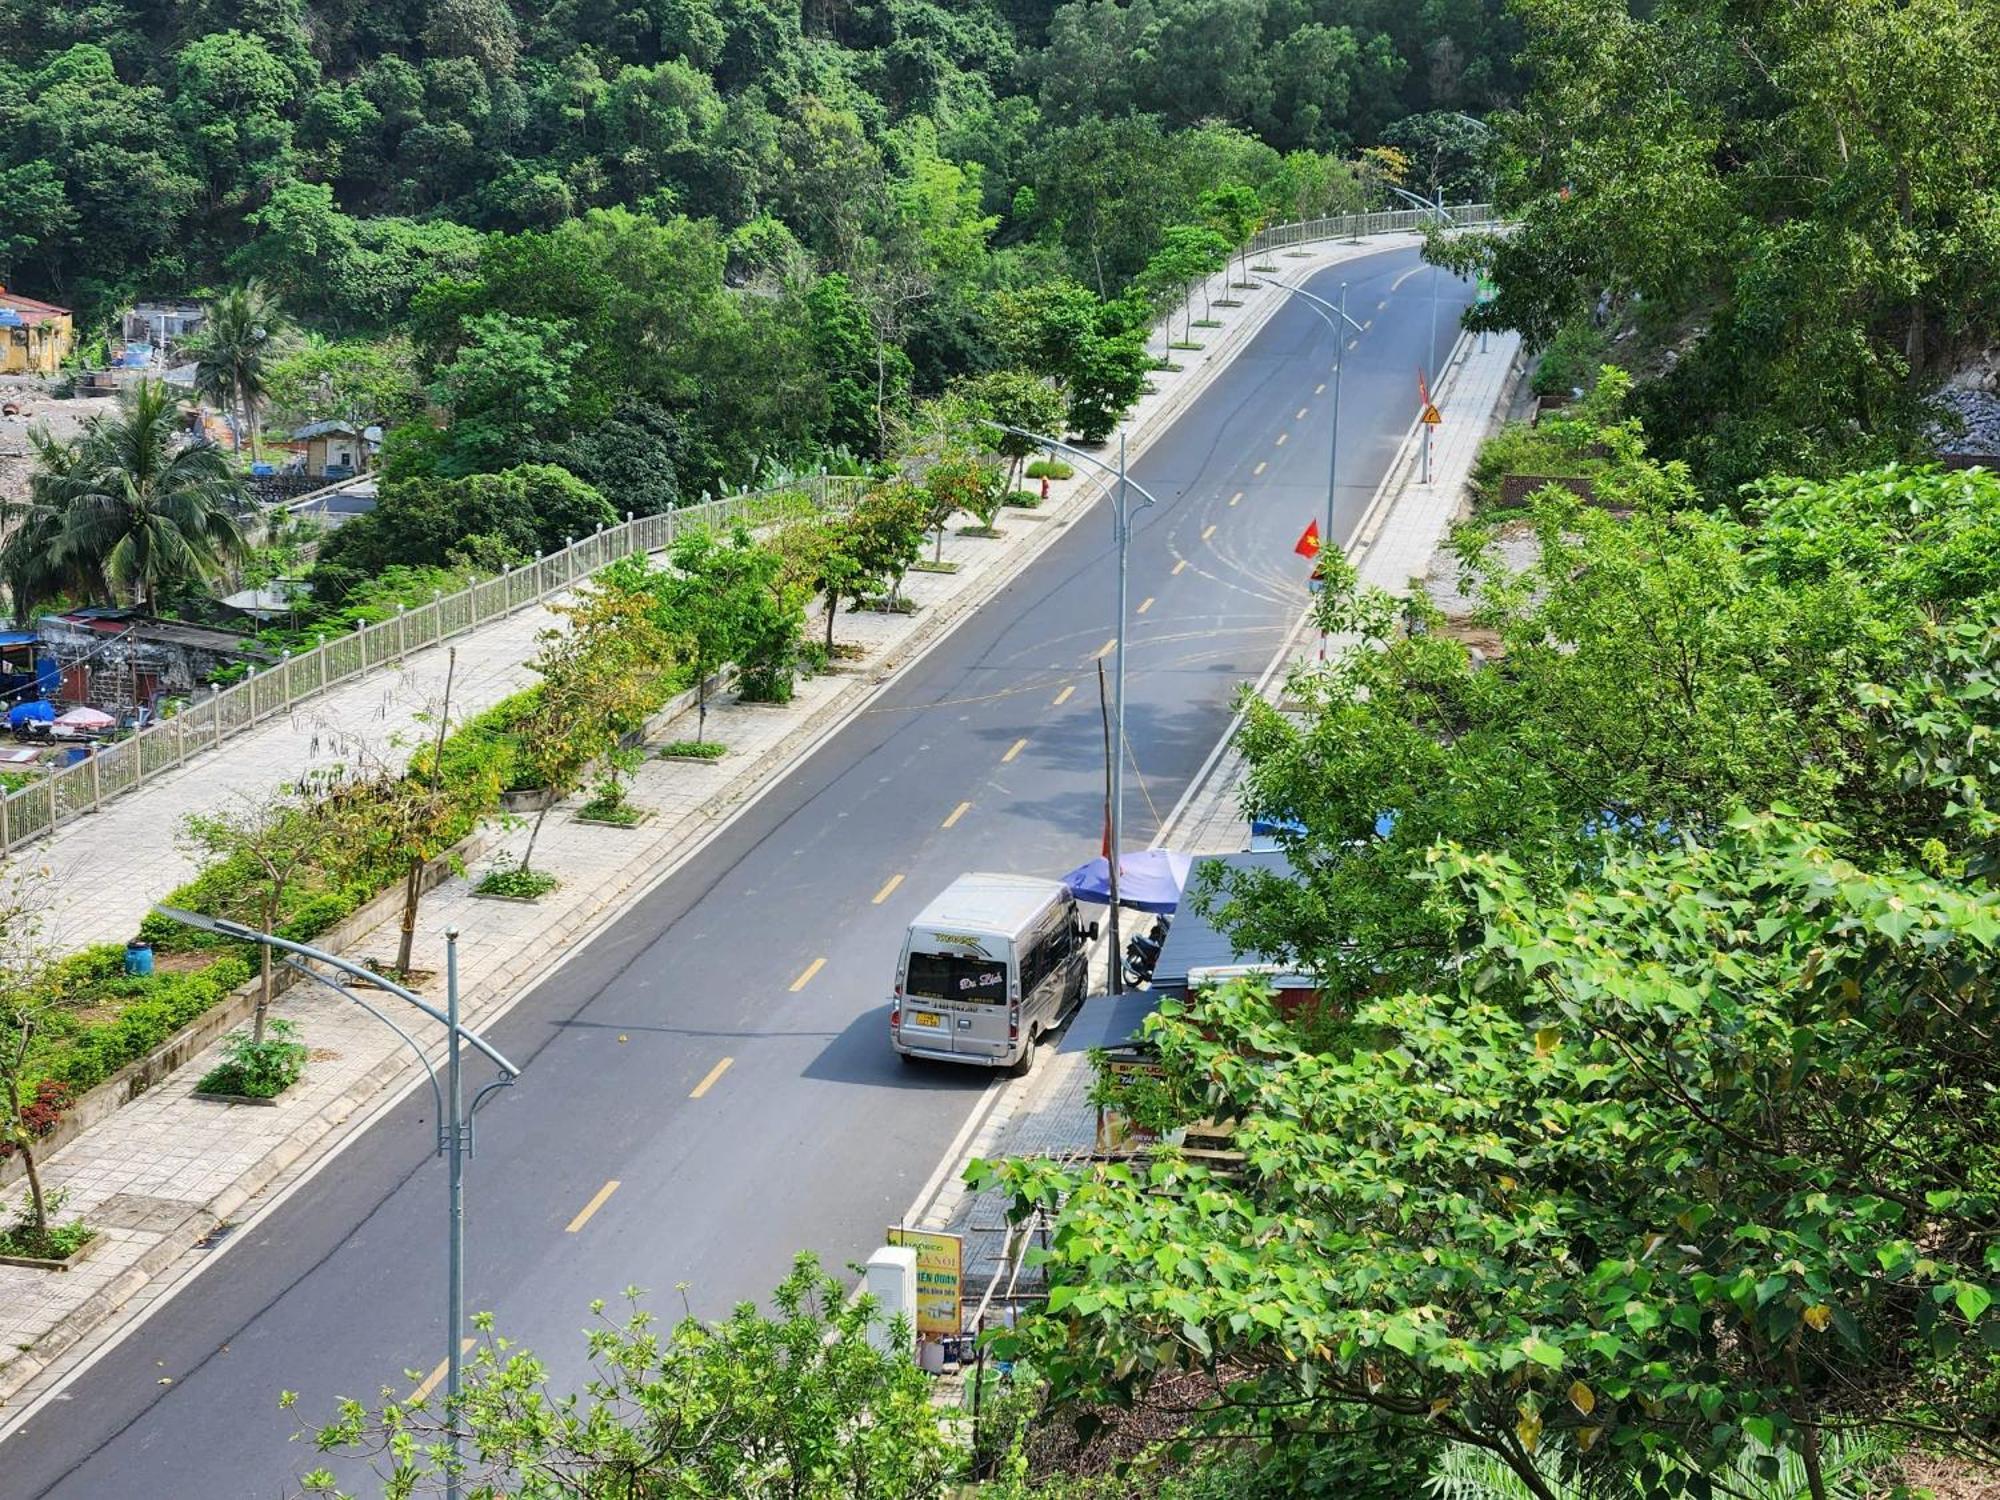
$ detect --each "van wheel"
[898,1051,919,1066]
[1008,1031,1039,1077]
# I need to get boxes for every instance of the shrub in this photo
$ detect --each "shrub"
[659,740,726,760]
[1024,459,1073,480]
[476,865,560,900]
[196,1019,307,1099]
[1531,318,1613,400]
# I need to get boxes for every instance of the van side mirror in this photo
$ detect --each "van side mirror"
[1082,920,1101,943]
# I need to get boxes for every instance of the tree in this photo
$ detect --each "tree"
[954,369,1067,495]
[178,781,340,1044]
[983,814,2000,1499]
[993,277,1151,444]
[295,1254,957,1496]
[654,528,755,744]
[186,282,290,458]
[1452,0,2000,495]
[513,571,672,874]
[264,336,424,437]
[429,311,584,474]
[0,871,60,1242]
[7,381,249,611]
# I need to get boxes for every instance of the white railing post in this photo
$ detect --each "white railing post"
[211,685,223,751]
[396,603,407,658]
[282,649,292,706]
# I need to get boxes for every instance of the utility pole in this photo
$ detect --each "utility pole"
[1108,432,1128,993]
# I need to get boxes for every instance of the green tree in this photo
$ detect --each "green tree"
[984,814,2000,1498]
[993,277,1151,443]
[1454,0,2000,495]
[178,782,340,1044]
[296,1254,957,1496]
[654,527,755,744]
[6,381,249,611]
[0,871,61,1240]
[186,282,291,459]
[954,369,1067,494]
[264,336,423,437]
[430,310,584,474]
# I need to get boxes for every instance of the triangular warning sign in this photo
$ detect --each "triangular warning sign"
[1421,404,1443,425]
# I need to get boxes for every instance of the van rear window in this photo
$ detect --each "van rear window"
[905,951,1009,1004]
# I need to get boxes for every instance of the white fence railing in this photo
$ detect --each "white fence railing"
[0,474,867,856]
[1247,202,1496,255]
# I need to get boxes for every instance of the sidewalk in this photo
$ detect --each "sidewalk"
[910,326,1527,1315]
[0,230,1421,1418]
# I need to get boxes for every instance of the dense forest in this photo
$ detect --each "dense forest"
[0,0,1512,520]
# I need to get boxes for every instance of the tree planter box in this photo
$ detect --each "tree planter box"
[191,1085,290,1107]
[733,695,793,708]
[499,786,558,813]
[0,1234,99,1272]
[659,750,727,764]
[957,526,1005,538]
[575,806,658,825]
[910,559,960,575]
[470,889,547,905]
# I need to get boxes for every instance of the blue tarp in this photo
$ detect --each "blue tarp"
[7,700,54,727]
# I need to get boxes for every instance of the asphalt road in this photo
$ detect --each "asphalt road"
[1,246,1475,1499]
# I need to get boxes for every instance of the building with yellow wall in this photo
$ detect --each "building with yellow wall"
[0,287,74,375]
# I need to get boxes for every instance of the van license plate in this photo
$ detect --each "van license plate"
[913,1011,942,1028]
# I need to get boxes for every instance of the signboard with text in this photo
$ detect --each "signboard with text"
[886,1227,963,1336]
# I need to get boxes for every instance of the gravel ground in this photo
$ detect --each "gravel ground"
[1933,384,2000,458]
[0,376,106,505]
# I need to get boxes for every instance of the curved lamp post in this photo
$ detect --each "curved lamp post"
[152,907,519,1500]
[978,422,1166,995]
[1250,280,1364,574]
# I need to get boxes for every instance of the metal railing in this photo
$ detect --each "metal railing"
[0,474,867,857]
[1246,202,1496,255]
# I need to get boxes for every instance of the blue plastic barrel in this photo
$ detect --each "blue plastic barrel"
[124,940,154,978]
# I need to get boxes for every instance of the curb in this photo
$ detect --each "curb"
[0,236,1404,1424]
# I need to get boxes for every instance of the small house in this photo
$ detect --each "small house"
[38,609,275,714]
[121,300,207,362]
[292,420,372,478]
[0,288,73,376]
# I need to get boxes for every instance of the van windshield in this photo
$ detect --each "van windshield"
[905,951,1009,1004]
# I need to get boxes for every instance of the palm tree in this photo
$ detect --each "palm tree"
[0,428,109,622]
[187,282,288,459]
[17,380,250,611]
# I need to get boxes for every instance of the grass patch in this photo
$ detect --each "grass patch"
[195,1020,306,1099]
[0,1220,94,1262]
[1192,318,1223,328]
[658,740,727,761]
[1024,459,1073,481]
[576,795,649,822]
[1002,489,1042,509]
[910,558,961,574]
[476,865,560,900]
[957,524,1004,538]
[1251,262,1279,273]
[1169,340,1205,351]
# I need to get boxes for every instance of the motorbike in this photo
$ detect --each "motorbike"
[1121,916,1170,988]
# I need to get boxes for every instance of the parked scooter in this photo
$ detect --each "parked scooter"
[1121,916,1170,988]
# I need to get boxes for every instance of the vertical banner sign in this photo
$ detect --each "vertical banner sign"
[886,1227,964,1336]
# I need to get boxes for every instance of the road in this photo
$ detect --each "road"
[1,246,1474,1499]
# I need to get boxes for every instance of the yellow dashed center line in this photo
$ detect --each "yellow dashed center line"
[689,1057,734,1098]
[790,956,828,990]
[872,872,905,904]
[1201,524,1217,541]
[1135,597,1154,615]
[1172,559,1188,575]
[1253,460,1268,476]
[566,1180,621,1233]
[1093,637,1118,660]
[1052,684,1076,706]
[1002,737,1029,762]
[409,1339,477,1403]
[942,801,972,829]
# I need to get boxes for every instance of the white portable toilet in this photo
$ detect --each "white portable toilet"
[864,1245,918,1355]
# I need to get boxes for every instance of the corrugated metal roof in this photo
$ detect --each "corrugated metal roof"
[1150,850,1297,987]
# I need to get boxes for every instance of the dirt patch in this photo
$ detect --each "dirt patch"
[0,379,108,506]
[1901,1453,2000,1500]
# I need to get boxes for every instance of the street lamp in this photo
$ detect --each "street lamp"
[979,422,1165,995]
[1251,280,1364,581]
[1386,184,1461,483]
[151,907,519,1500]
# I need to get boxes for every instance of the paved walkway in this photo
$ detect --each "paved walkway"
[0,232,1423,1415]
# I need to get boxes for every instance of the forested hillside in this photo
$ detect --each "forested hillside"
[0,0,1512,515]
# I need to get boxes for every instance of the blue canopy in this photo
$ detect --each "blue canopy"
[7,700,55,727]
[1062,850,1195,913]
